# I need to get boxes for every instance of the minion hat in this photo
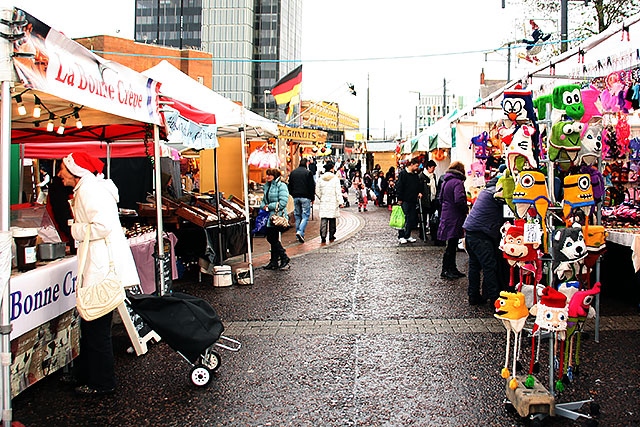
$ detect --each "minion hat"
[63,152,104,178]
[562,174,594,218]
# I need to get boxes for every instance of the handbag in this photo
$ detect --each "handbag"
[270,205,290,231]
[75,225,125,321]
[389,205,406,229]
[252,208,270,235]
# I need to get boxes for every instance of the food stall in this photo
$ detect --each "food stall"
[0,7,169,406]
[143,61,280,283]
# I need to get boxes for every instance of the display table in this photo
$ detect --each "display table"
[605,228,640,271]
[9,256,80,397]
[128,231,178,294]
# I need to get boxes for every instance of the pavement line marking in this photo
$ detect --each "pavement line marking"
[224,315,640,336]
[349,252,361,318]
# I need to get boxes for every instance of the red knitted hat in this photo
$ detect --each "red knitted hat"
[540,286,566,309]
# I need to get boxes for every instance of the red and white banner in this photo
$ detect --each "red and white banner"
[13,9,162,125]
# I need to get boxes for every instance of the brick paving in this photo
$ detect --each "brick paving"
[224,314,640,336]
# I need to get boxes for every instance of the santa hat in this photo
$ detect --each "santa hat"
[63,152,104,178]
[540,286,566,309]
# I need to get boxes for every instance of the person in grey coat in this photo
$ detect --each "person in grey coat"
[437,161,468,280]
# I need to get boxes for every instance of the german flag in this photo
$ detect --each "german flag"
[271,65,302,106]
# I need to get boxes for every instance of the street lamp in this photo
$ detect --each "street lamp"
[263,89,271,118]
[409,90,422,135]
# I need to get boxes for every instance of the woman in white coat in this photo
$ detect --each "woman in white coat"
[316,161,344,243]
[58,152,140,395]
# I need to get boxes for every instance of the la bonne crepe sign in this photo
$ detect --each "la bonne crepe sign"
[12,9,162,125]
[278,125,327,143]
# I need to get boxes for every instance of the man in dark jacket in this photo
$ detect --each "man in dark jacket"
[395,158,422,244]
[463,176,505,305]
[288,158,315,243]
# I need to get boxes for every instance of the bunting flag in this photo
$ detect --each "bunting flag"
[272,65,302,106]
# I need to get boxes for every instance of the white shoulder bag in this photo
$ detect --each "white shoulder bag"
[75,224,125,321]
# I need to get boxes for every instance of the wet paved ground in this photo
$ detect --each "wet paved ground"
[11,197,640,426]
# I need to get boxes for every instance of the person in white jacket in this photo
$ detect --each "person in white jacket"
[316,161,344,243]
[58,152,140,396]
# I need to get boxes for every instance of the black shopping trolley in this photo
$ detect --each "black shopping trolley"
[126,292,241,387]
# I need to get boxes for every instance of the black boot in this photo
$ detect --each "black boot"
[263,259,279,270]
[440,270,457,280]
[279,255,290,270]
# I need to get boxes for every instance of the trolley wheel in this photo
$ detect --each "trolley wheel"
[528,417,544,427]
[205,350,222,372]
[589,402,600,417]
[190,364,212,387]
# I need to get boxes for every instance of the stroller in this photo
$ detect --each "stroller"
[126,292,241,387]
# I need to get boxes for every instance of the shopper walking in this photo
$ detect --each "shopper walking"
[395,158,422,244]
[418,160,438,240]
[288,158,315,243]
[316,161,343,243]
[438,161,468,279]
[260,168,291,270]
[58,152,140,395]
[463,176,505,304]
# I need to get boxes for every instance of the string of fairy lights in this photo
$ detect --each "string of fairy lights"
[12,89,84,134]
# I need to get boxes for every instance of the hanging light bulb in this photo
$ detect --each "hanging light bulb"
[57,117,67,135]
[32,95,41,118]
[46,113,54,132]
[73,108,83,129]
[15,94,27,116]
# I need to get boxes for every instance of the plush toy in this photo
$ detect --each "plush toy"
[470,131,490,159]
[563,282,602,383]
[551,83,585,124]
[576,117,603,166]
[580,85,603,123]
[551,224,587,281]
[494,291,530,389]
[505,124,538,176]
[549,120,584,169]
[512,171,551,222]
[562,174,594,219]
[518,20,551,64]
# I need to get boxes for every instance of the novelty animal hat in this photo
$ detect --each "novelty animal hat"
[502,84,537,124]
[549,120,584,169]
[580,85,603,123]
[551,83,585,123]
[533,94,552,120]
[512,171,550,221]
[532,287,568,331]
[562,174,594,219]
[501,219,540,264]
[576,118,603,166]
[494,290,530,389]
[505,124,538,175]
[495,169,516,213]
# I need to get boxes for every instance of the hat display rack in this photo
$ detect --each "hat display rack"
[491,78,612,423]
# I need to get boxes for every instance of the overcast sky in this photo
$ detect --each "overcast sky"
[6,0,550,139]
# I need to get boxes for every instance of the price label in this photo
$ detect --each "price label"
[524,221,542,244]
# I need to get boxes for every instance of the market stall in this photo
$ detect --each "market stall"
[0,7,168,407]
[427,12,640,424]
[143,61,281,284]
